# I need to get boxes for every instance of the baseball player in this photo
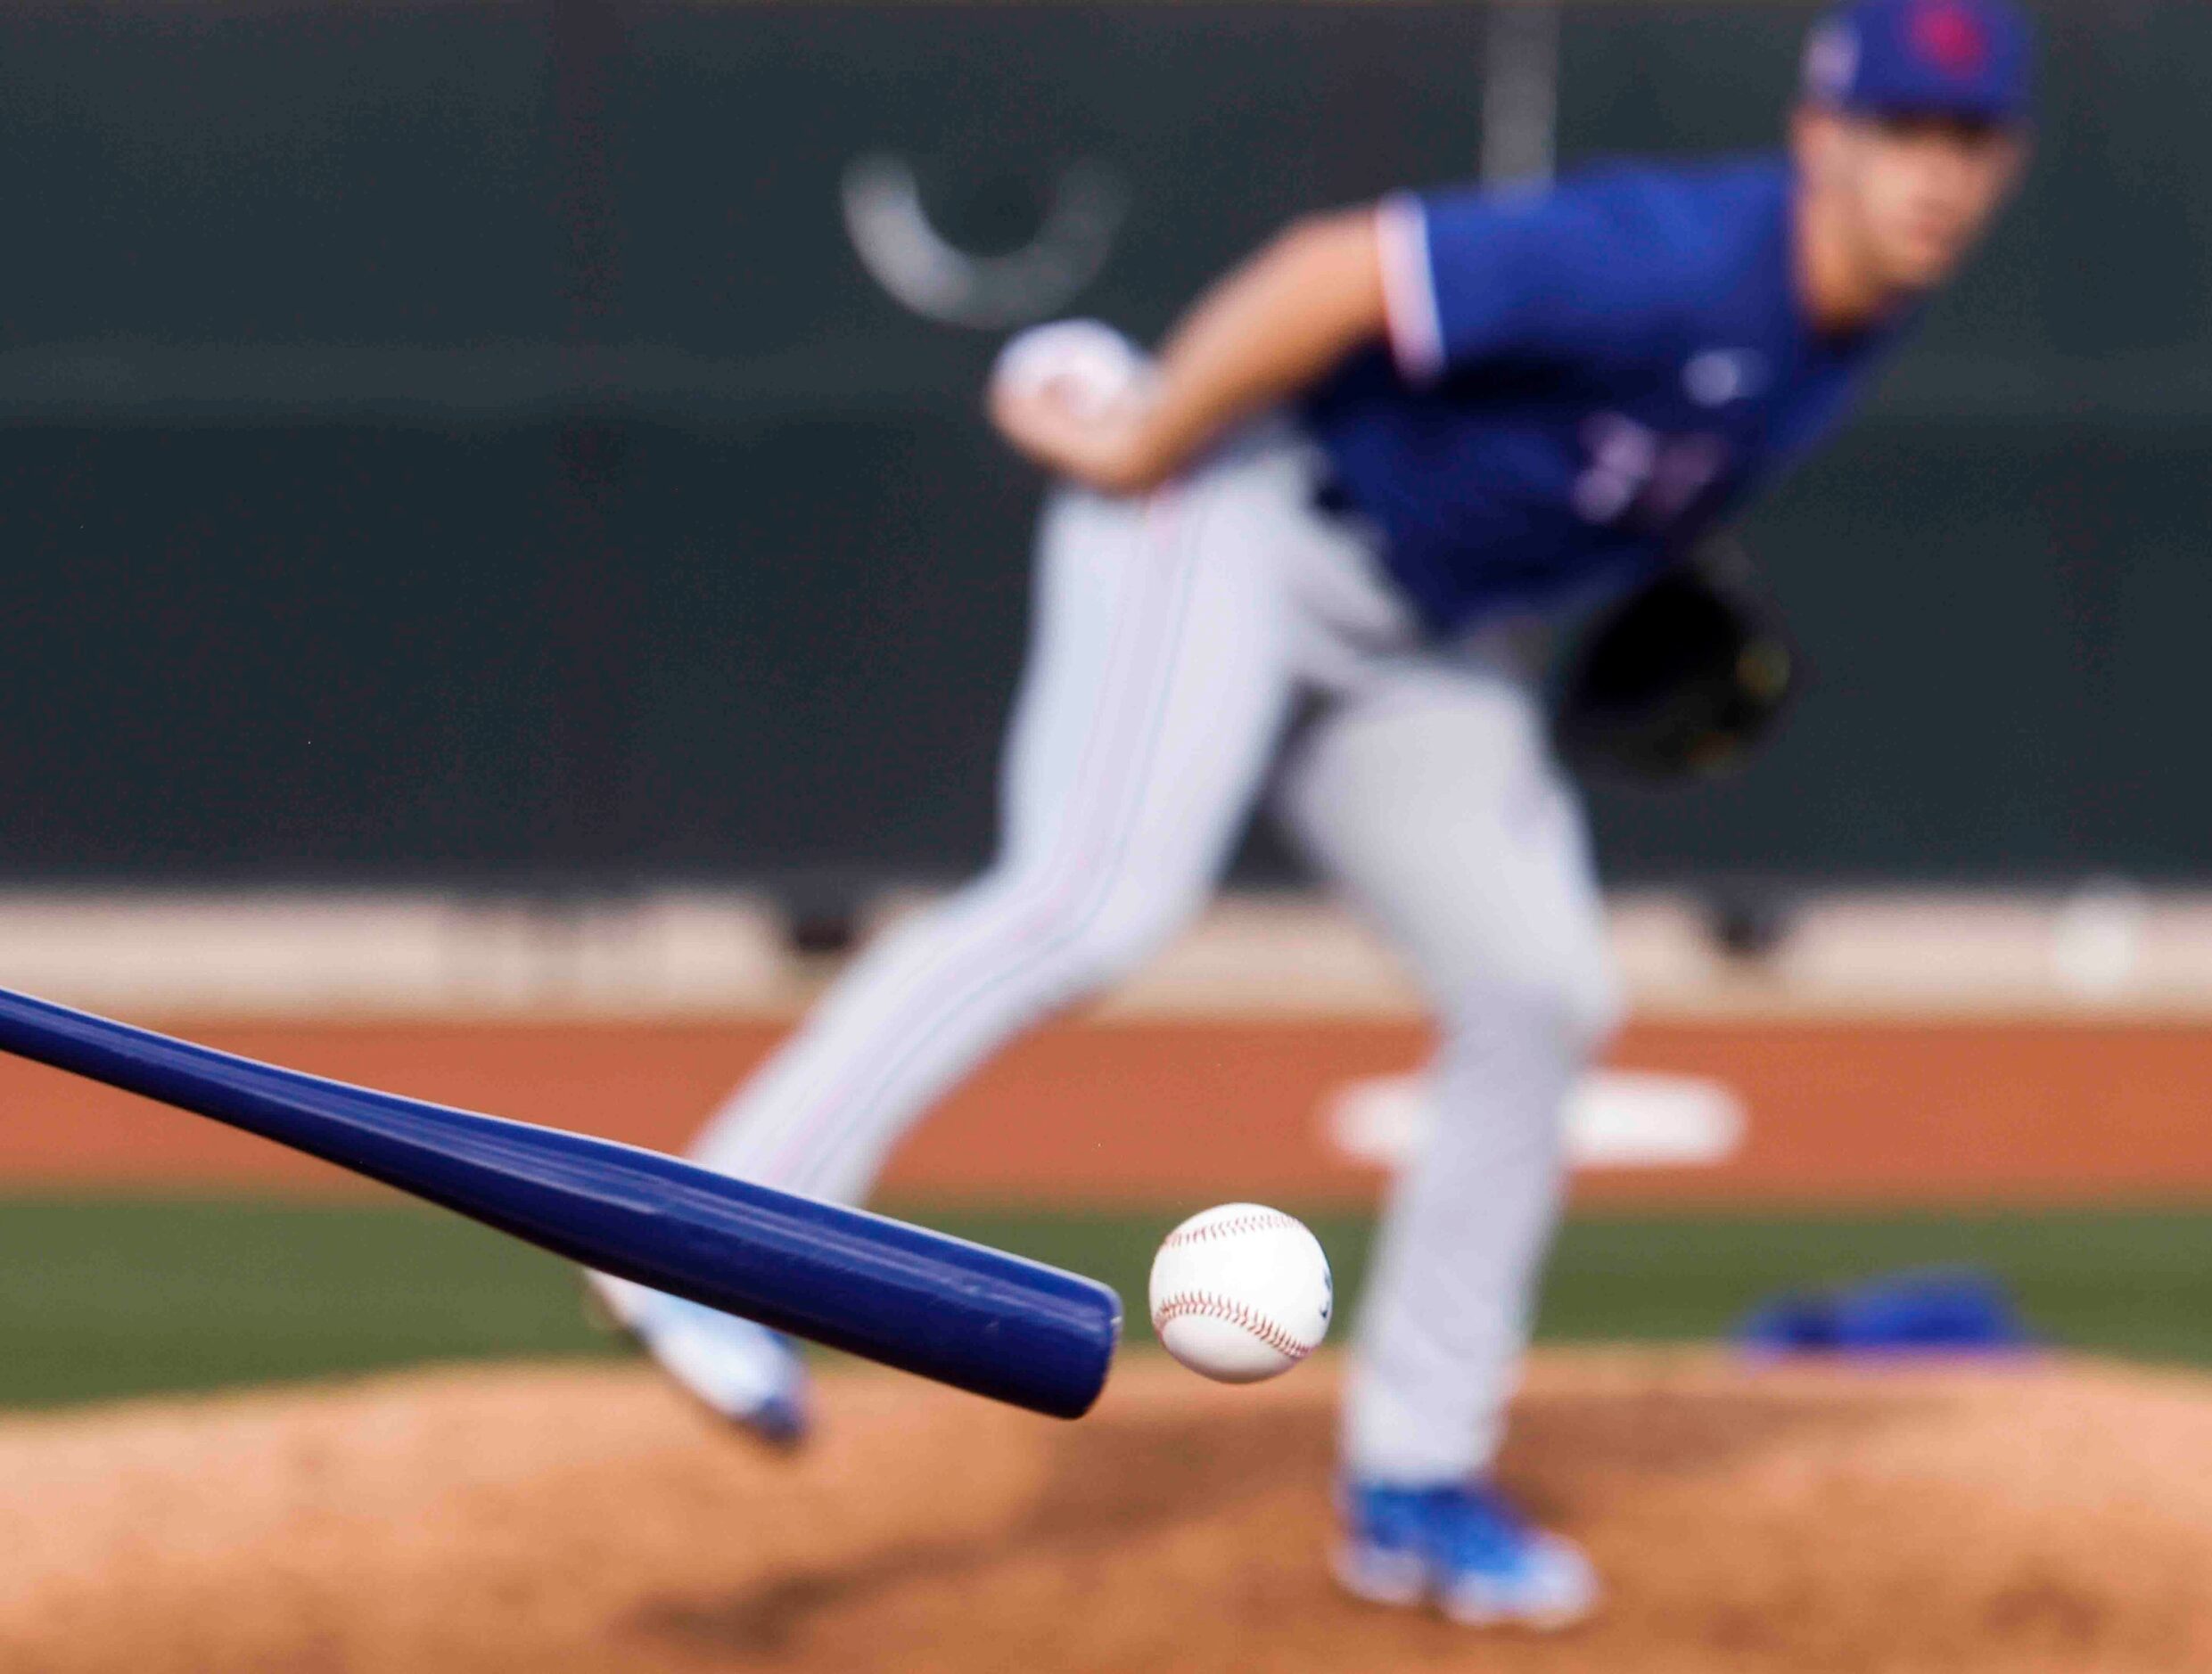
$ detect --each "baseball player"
[595,0,2030,1627]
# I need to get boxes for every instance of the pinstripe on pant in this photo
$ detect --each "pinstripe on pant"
[692,427,1618,1481]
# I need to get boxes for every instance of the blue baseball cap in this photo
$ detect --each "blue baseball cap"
[1803,0,2034,126]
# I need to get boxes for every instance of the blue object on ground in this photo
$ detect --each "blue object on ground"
[1735,1268,2035,1358]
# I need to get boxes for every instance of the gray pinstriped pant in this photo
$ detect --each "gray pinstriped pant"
[693,429,1619,1481]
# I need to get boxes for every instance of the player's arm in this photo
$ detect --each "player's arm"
[991,209,1388,496]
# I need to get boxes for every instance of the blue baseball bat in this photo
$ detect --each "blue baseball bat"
[0,985,1119,1418]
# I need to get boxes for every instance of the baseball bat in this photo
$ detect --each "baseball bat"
[0,985,1120,1418]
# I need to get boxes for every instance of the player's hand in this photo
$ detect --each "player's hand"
[988,380,1167,497]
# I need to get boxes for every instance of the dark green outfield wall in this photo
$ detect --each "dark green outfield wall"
[0,2,2204,886]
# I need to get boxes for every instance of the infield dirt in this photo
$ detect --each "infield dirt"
[5,1352,2207,1673]
[5,1017,2212,1204]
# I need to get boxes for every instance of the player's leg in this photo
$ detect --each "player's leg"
[1275,653,1619,1625]
[698,468,1303,1200]
[603,448,1310,1434]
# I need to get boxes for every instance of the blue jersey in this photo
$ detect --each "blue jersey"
[1302,156,1904,637]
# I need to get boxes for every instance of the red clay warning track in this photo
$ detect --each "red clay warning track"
[0,1017,2207,1204]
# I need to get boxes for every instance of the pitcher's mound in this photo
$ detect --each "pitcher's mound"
[2,1350,2208,1672]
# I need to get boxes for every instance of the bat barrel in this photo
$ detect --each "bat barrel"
[0,987,1121,1419]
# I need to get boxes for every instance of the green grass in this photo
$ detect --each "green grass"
[929,1205,2212,1367]
[0,1197,618,1407]
[0,1195,2205,1408]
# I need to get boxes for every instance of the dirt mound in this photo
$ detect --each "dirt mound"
[3,1351,2208,1673]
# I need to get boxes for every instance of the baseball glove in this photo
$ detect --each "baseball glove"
[1550,537,1801,784]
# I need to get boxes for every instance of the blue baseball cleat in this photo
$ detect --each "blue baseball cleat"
[586,1272,810,1448]
[1334,1479,1599,1629]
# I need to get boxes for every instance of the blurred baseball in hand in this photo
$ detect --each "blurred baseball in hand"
[991,319,1152,422]
[1148,1203,1332,1383]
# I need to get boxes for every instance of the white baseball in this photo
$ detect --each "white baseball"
[1147,1203,1332,1383]
[990,318,1153,422]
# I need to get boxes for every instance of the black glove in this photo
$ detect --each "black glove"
[1551,537,1801,784]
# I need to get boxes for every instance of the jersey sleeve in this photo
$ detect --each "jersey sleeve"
[1376,177,1682,384]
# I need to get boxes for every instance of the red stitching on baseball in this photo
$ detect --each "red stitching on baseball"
[1163,1210,1303,1249]
[1152,1291,1317,1360]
